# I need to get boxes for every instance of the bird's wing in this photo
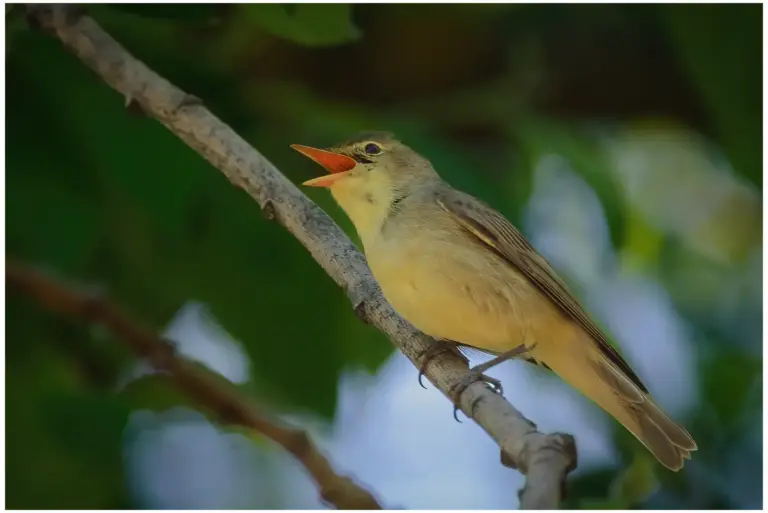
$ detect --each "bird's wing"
[436,188,647,393]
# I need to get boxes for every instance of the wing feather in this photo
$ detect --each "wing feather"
[436,188,648,393]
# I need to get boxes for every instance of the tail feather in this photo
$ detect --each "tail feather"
[623,399,692,470]
[537,333,697,471]
[641,397,698,451]
[590,355,697,471]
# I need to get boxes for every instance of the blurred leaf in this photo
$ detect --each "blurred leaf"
[511,117,626,250]
[87,5,196,83]
[578,497,625,509]
[44,393,132,463]
[6,46,102,276]
[446,3,521,18]
[569,457,657,509]
[6,171,102,274]
[104,4,224,23]
[5,5,30,54]
[11,34,210,244]
[121,373,202,413]
[563,467,614,508]
[6,351,132,508]
[662,4,761,187]
[244,4,360,47]
[701,350,761,428]
[608,454,658,507]
[620,205,665,273]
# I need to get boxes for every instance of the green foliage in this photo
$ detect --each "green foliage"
[6,24,390,418]
[245,4,360,47]
[510,116,627,251]
[6,341,132,509]
[661,4,762,187]
[105,4,224,23]
[607,455,658,507]
[121,374,203,414]
[701,350,762,429]
[570,456,659,509]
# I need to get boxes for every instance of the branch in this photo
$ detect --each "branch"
[6,259,383,510]
[24,4,577,508]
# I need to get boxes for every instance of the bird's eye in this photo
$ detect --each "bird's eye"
[363,143,382,155]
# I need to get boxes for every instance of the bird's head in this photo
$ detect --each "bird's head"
[292,131,436,187]
[291,131,439,237]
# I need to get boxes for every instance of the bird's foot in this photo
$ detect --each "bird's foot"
[448,344,531,420]
[417,341,467,389]
[450,368,504,422]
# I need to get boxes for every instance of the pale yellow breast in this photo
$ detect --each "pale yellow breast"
[366,226,560,353]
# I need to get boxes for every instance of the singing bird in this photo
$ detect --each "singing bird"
[291,131,697,471]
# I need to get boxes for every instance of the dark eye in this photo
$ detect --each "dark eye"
[364,143,382,155]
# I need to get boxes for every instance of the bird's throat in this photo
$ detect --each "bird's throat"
[329,174,400,250]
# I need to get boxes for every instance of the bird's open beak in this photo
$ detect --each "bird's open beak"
[291,144,358,187]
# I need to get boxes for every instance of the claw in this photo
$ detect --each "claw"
[417,343,463,389]
[487,379,503,395]
[450,370,504,422]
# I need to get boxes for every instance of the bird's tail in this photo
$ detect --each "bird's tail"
[540,330,698,471]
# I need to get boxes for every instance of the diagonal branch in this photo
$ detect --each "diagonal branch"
[6,259,383,510]
[24,4,577,508]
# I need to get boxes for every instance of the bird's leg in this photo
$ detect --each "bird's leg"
[417,340,467,389]
[450,344,531,421]
[467,344,531,377]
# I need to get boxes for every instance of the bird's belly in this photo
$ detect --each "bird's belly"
[369,243,558,353]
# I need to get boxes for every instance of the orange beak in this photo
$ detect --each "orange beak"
[291,144,358,187]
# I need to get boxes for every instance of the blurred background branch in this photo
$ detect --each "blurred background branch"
[6,258,383,510]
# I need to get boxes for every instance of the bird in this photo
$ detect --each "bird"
[291,131,697,471]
